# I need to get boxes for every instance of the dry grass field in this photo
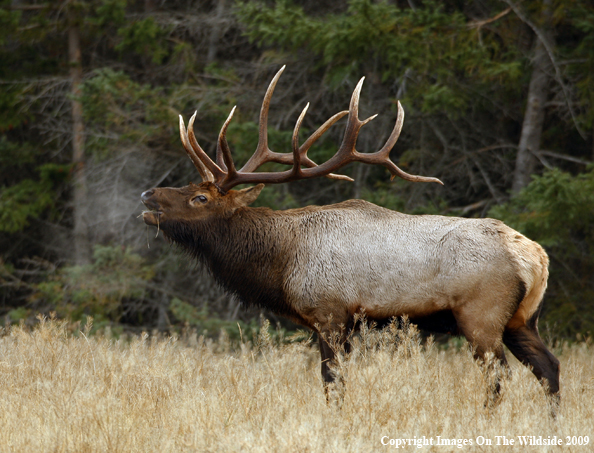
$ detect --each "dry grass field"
[0,317,592,452]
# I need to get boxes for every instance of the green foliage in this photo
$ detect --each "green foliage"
[116,17,169,64]
[489,167,594,250]
[169,297,258,341]
[7,307,29,322]
[236,0,521,115]
[203,62,241,85]
[362,184,405,212]
[362,182,446,215]
[0,181,53,233]
[0,86,28,130]
[23,245,263,339]
[0,163,70,233]
[421,84,467,115]
[90,0,126,28]
[236,0,315,51]
[0,136,35,167]
[251,185,300,211]
[489,168,594,337]
[169,297,204,325]
[30,245,156,323]
[81,68,173,157]
[0,2,21,46]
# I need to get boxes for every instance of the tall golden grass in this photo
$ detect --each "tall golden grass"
[0,317,592,452]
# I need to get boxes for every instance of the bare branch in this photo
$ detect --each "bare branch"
[467,7,511,29]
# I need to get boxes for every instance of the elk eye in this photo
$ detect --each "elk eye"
[193,195,208,204]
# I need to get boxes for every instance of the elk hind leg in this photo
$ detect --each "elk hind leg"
[455,312,510,406]
[503,324,560,399]
[471,342,510,407]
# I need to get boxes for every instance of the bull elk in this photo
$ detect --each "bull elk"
[141,67,560,404]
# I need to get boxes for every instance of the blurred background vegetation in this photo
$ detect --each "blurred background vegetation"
[1,0,593,339]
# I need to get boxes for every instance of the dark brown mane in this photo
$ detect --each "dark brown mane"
[162,209,301,319]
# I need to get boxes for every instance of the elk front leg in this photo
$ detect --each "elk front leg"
[318,333,336,389]
[503,323,560,416]
[318,325,352,402]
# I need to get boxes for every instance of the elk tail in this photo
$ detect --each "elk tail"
[507,234,549,331]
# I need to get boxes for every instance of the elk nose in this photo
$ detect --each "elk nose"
[141,189,155,201]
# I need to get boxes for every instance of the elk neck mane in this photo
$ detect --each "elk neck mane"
[161,205,301,319]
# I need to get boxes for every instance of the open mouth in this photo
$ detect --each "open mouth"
[142,209,163,226]
[141,199,163,226]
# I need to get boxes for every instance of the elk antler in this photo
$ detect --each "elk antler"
[179,66,443,193]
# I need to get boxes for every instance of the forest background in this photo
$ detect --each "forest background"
[1,0,593,340]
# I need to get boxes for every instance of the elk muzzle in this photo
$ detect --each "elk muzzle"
[141,189,162,226]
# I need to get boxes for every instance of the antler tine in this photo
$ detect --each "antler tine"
[296,77,442,184]
[292,105,353,183]
[239,65,286,173]
[298,110,354,182]
[179,114,214,182]
[352,101,444,185]
[338,77,377,154]
[292,77,371,178]
[298,110,348,153]
[236,66,352,181]
[187,113,226,181]
[216,106,238,179]
[291,103,309,177]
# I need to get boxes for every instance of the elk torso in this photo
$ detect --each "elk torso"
[168,199,541,331]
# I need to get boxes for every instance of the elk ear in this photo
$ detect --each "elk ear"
[233,184,265,206]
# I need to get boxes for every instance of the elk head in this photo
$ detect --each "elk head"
[141,66,442,228]
[141,182,264,227]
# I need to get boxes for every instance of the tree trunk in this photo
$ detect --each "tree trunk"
[68,5,91,265]
[511,3,553,194]
[207,0,226,64]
